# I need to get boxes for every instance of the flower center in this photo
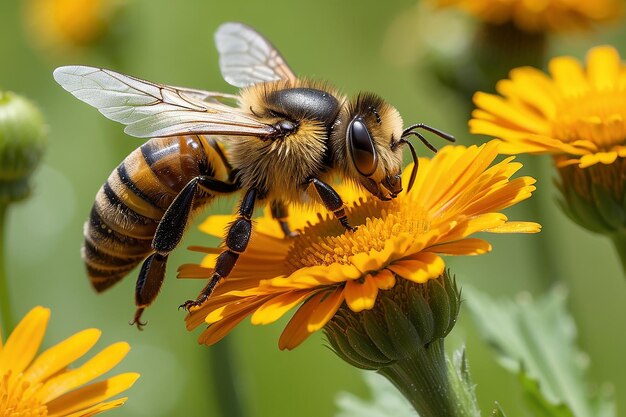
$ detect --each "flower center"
[284,197,431,273]
[0,371,47,417]
[552,91,626,149]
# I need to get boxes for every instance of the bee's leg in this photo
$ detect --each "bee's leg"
[130,253,168,330]
[270,200,299,237]
[180,187,258,311]
[308,178,357,232]
[131,176,238,328]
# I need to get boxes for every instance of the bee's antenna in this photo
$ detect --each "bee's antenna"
[399,139,419,192]
[402,123,456,143]
[400,124,455,192]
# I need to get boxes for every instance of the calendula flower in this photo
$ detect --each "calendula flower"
[23,0,126,54]
[471,46,626,168]
[0,306,138,416]
[471,46,626,272]
[179,141,540,350]
[433,0,622,33]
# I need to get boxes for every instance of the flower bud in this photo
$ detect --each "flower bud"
[0,91,47,203]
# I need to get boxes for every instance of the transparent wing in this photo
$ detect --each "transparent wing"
[53,65,276,138]
[215,22,296,88]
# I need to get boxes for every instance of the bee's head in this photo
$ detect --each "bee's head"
[337,93,455,200]
[336,93,404,201]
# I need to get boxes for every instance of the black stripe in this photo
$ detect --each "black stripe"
[141,141,160,167]
[83,239,146,267]
[117,162,166,211]
[88,207,153,254]
[102,182,158,226]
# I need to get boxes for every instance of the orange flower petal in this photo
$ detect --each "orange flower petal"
[428,238,492,255]
[278,288,343,350]
[38,342,131,403]
[251,291,312,325]
[46,373,139,417]
[344,275,379,312]
[0,306,49,376]
[23,328,101,384]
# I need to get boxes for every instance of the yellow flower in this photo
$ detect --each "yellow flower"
[23,0,126,53]
[0,306,138,416]
[433,0,622,33]
[471,46,626,169]
[179,141,540,350]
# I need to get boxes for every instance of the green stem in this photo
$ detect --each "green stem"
[377,340,479,417]
[0,204,13,335]
[610,232,626,276]
[210,337,247,417]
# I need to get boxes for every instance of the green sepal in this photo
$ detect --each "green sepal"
[345,326,393,366]
[407,286,435,343]
[591,184,624,230]
[362,309,402,361]
[382,298,421,355]
[325,322,380,370]
[427,279,451,340]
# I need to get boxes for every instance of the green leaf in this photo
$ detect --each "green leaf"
[335,372,418,417]
[491,402,507,417]
[447,348,482,417]
[466,286,615,417]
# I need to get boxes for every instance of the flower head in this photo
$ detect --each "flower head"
[0,306,138,416]
[471,46,626,168]
[433,0,623,33]
[180,141,540,350]
[23,0,127,54]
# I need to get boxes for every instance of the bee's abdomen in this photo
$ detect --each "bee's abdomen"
[83,135,230,292]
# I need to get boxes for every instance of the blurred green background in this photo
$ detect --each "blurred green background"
[1,0,625,416]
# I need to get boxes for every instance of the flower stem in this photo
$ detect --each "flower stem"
[610,232,626,276]
[377,340,479,417]
[210,337,247,417]
[0,203,14,334]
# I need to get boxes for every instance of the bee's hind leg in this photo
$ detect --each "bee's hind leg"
[180,187,258,311]
[131,175,238,327]
[130,253,168,330]
[270,200,299,238]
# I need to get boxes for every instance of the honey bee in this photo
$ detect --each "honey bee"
[53,22,453,328]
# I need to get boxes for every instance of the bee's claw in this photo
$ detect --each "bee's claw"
[129,308,147,330]
[179,296,208,312]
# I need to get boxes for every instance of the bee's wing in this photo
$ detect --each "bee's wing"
[53,65,276,139]
[215,22,296,88]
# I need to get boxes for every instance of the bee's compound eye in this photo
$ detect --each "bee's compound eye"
[347,117,378,176]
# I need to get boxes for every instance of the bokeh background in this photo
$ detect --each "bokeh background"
[1,0,625,416]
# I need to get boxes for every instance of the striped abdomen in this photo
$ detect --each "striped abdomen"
[83,135,233,292]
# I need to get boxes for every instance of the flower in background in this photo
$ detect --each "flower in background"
[416,0,622,100]
[179,141,540,350]
[470,45,626,273]
[23,0,127,55]
[433,0,623,33]
[0,306,138,416]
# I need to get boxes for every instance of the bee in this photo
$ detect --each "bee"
[53,22,454,328]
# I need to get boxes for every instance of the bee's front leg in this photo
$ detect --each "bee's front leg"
[270,200,300,238]
[307,178,357,232]
[180,187,258,311]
